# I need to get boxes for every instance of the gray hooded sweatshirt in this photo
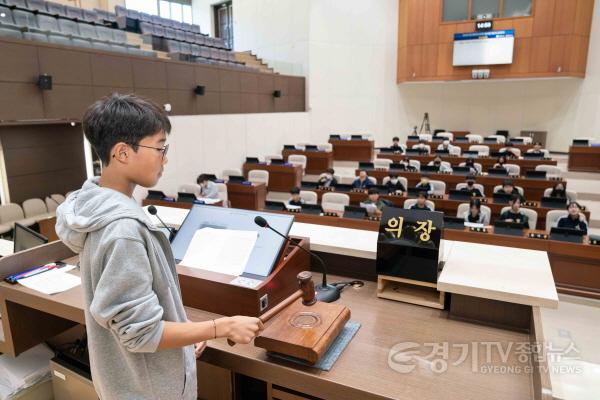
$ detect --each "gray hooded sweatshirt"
[55,178,196,400]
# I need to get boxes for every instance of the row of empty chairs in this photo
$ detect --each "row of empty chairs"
[0,5,155,56]
[177,182,228,206]
[140,21,227,49]
[1,0,116,24]
[165,39,241,66]
[115,5,201,35]
[0,193,65,235]
[414,132,533,145]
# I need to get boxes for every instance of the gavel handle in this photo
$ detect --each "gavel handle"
[227,289,303,346]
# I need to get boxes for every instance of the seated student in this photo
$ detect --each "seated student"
[397,157,414,171]
[463,198,486,224]
[363,188,392,216]
[549,182,567,198]
[498,179,524,201]
[197,174,219,199]
[318,168,338,187]
[528,142,546,156]
[390,136,405,153]
[427,156,452,173]
[557,202,588,233]
[414,139,430,154]
[499,142,519,158]
[460,176,483,197]
[385,174,406,194]
[410,192,432,211]
[288,186,304,206]
[352,170,374,190]
[499,194,529,228]
[464,158,479,175]
[415,176,432,194]
[437,140,452,152]
[493,155,508,169]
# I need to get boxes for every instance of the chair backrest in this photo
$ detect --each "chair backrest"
[248,170,269,185]
[0,6,15,25]
[78,22,97,38]
[22,198,48,218]
[418,133,432,142]
[215,183,228,205]
[429,180,446,195]
[436,132,453,141]
[500,147,522,157]
[466,134,483,143]
[322,192,350,212]
[526,148,550,157]
[440,161,451,170]
[504,164,521,176]
[288,154,307,169]
[178,183,201,197]
[486,135,506,143]
[0,203,26,223]
[469,145,490,156]
[222,168,241,180]
[403,199,435,211]
[455,182,485,196]
[545,210,567,233]
[543,188,577,202]
[493,185,524,196]
[456,203,491,225]
[51,194,66,205]
[412,144,431,153]
[535,165,562,177]
[382,176,408,190]
[408,160,420,171]
[45,197,58,212]
[37,14,60,32]
[58,18,79,35]
[449,146,461,156]
[300,190,318,205]
[373,158,393,169]
[265,155,283,163]
[367,176,377,185]
[317,143,333,152]
[500,206,538,230]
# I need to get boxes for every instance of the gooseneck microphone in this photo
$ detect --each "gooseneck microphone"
[254,215,341,303]
[147,205,176,241]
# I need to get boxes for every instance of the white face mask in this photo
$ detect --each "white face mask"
[390,178,398,184]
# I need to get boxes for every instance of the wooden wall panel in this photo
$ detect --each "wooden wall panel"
[166,63,195,90]
[240,73,259,94]
[194,66,220,92]
[0,83,44,121]
[168,89,196,115]
[220,93,241,114]
[195,91,221,114]
[273,76,289,96]
[42,85,94,120]
[398,0,593,82]
[134,88,169,108]
[90,54,133,87]
[92,86,134,99]
[273,96,290,113]
[37,48,92,86]
[258,94,274,113]
[288,77,305,97]
[257,75,274,95]
[0,42,39,83]
[240,93,259,113]
[0,124,86,204]
[219,70,241,93]
[132,59,167,89]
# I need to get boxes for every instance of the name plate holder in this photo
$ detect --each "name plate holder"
[376,208,445,309]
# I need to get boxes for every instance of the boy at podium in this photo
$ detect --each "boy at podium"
[55,94,263,400]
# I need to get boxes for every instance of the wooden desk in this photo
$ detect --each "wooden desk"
[282,149,333,174]
[568,146,600,172]
[242,163,303,192]
[381,154,557,173]
[328,139,374,161]
[354,169,565,201]
[0,241,549,400]
[38,216,58,242]
[407,140,534,154]
[226,182,267,210]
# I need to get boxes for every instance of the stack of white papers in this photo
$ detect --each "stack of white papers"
[181,227,257,276]
[0,343,54,399]
[18,266,81,295]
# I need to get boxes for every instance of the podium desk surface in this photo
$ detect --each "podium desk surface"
[143,205,190,229]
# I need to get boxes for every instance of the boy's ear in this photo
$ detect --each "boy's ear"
[111,142,130,163]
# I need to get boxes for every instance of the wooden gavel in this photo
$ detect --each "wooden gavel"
[227,271,316,346]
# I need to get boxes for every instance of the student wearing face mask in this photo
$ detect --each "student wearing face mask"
[549,183,567,198]
[464,158,478,175]
[557,202,588,233]
[460,177,483,197]
[318,168,338,187]
[427,156,452,173]
[390,137,405,153]
[385,174,406,194]
[410,192,432,211]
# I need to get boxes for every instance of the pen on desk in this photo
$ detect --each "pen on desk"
[13,263,60,281]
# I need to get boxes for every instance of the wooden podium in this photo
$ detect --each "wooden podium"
[177,237,311,317]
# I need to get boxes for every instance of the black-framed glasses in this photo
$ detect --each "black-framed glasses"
[132,143,169,159]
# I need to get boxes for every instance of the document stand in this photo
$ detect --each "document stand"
[177,236,311,317]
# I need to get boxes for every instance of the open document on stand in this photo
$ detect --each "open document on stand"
[180,227,258,276]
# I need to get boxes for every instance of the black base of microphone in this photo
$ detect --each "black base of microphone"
[315,283,340,303]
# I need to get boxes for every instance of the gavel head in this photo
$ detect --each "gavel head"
[297,271,317,306]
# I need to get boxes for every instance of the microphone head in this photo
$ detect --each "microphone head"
[147,205,157,215]
[254,215,268,228]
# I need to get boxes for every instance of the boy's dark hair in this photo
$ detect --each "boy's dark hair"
[566,201,582,210]
[290,186,301,195]
[509,193,521,203]
[503,179,514,187]
[83,93,171,165]
[393,136,400,141]
[368,188,379,195]
[197,174,209,184]
[326,168,335,174]
[417,191,429,199]
[469,198,481,208]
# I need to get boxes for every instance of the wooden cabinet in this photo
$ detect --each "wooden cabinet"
[397,0,593,82]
